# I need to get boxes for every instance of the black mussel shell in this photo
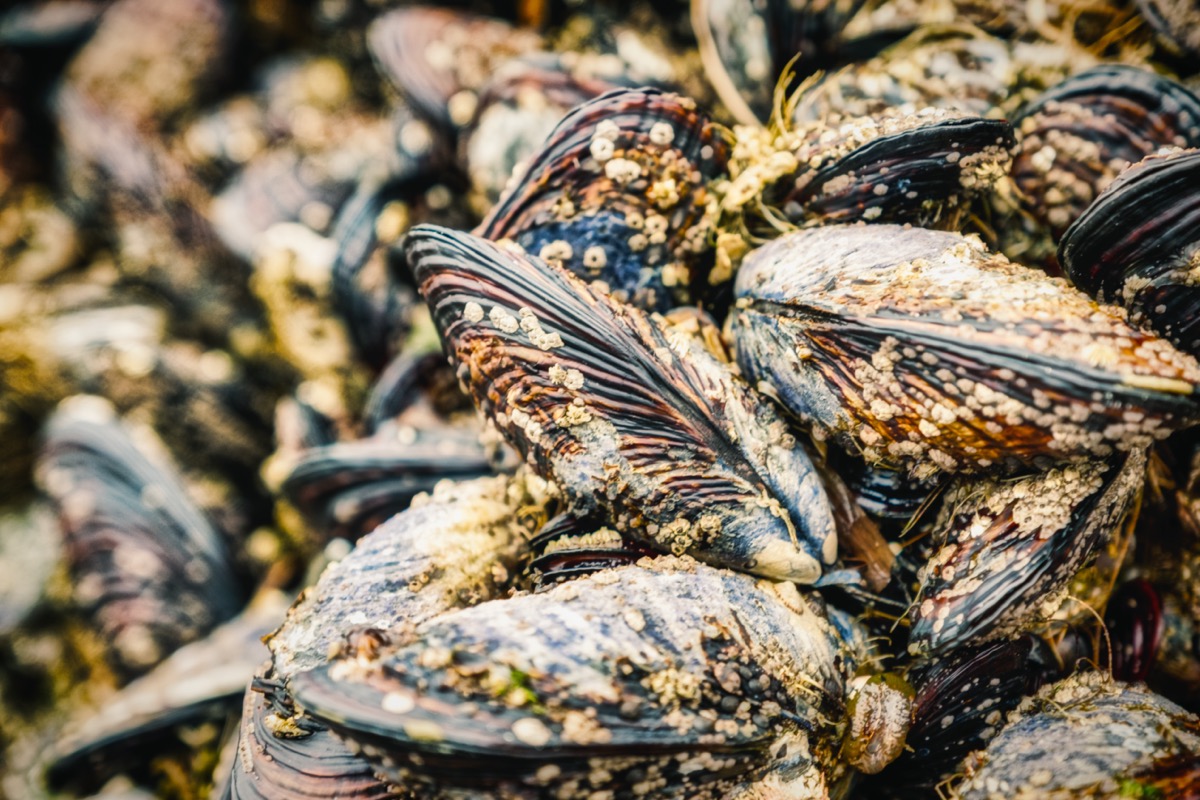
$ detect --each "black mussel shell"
[1060,148,1200,357]
[367,6,542,134]
[1011,64,1200,243]
[528,512,653,588]
[762,109,1013,230]
[221,667,396,800]
[826,449,935,522]
[878,637,1034,795]
[46,595,288,791]
[789,25,1021,123]
[956,673,1200,799]
[734,225,1200,477]
[408,224,837,583]
[290,560,853,798]
[1135,0,1200,59]
[281,429,494,544]
[210,148,357,263]
[268,474,536,681]
[691,0,869,125]
[360,351,449,436]
[477,87,730,312]
[1105,579,1166,683]
[462,56,620,211]
[908,452,1144,656]
[328,175,428,371]
[35,397,243,678]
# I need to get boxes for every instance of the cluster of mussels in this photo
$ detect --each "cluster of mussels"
[6,0,1200,798]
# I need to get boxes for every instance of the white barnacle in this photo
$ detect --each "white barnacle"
[605,157,642,185]
[595,119,620,140]
[462,301,484,323]
[583,246,608,272]
[538,240,574,264]
[511,717,553,747]
[589,136,616,163]
[649,121,675,145]
[488,306,520,333]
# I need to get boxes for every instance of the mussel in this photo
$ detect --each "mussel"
[733,224,1200,477]
[408,223,836,582]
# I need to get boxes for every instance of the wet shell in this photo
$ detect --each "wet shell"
[46,593,288,791]
[281,427,493,543]
[1135,0,1200,58]
[528,512,653,588]
[367,6,542,134]
[881,638,1034,795]
[1060,148,1200,357]
[35,397,242,677]
[221,669,397,800]
[718,105,1013,243]
[733,225,1200,477]
[408,224,837,583]
[462,56,620,211]
[1105,579,1166,683]
[908,451,1144,656]
[1010,64,1200,246]
[691,0,867,125]
[329,173,432,371]
[289,558,855,799]
[788,25,1027,123]
[267,473,539,681]
[476,87,730,311]
[956,673,1200,799]
[220,474,542,798]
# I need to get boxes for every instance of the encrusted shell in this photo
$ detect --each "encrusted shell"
[733,225,1200,477]
[1060,148,1200,357]
[1008,64,1200,256]
[290,558,856,799]
[956,673,1200,799]
[476,87,730,311]
[408,224,837,582]
[908,451,1144,656]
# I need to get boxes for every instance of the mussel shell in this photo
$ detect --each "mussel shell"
[221,668,396,800]
[1105,579,1166,683]
[769,110,1013,229]
[329,172,432,371]
[280,429,493,542]
[367,6,542,133]
[691,0,869,125]
[408,224,837,583]
[267,474,536,681]
[1060,148,1200,356]
[880,638,1034,794]
[476,87,730,311]
[956,673,1200,799]
[36,398,242,677]
[462,56,618,210]
[1135,0,1200,58]
[733,225,1200,476]
[789,25,1022,123]
[1011,64,1200,241]
[290,559,854,798]
[359,351,448,436]
[0,1,104,48]
[211,148,357,263]
[61,0,232,130]
[528,512,653,588]
[908,451,1144,656]
[46,594,288,790]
